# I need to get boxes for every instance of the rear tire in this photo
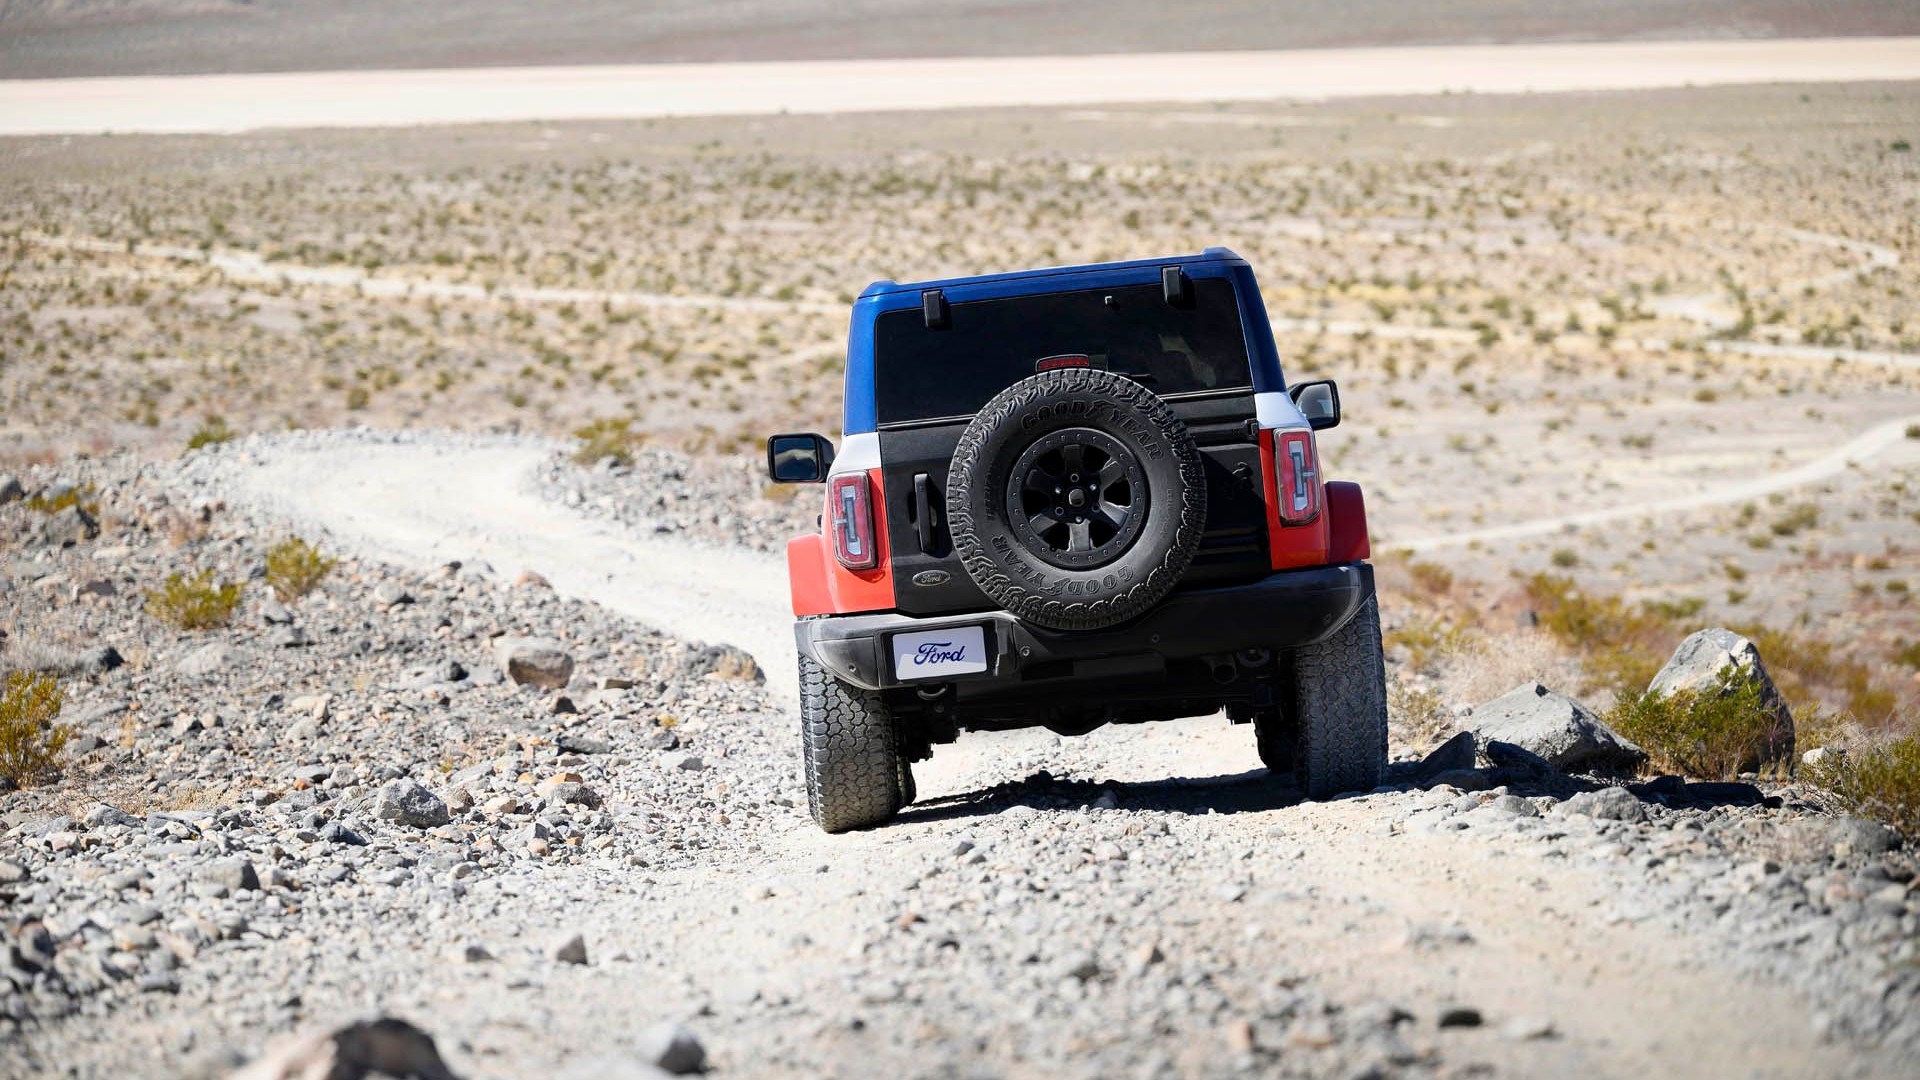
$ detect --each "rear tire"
[800,653,903,833]
[1253,710,1293,774]
[1291,594,1388,799]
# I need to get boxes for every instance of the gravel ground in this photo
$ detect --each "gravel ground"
[1,442,1916,1078]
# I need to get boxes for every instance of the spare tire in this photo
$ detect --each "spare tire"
[946,368,1206,630]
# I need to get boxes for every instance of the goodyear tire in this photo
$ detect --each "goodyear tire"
[1291,594,1389,799]
[800,652,903,832]
[946,368,1206,631]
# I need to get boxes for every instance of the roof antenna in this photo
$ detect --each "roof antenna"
[1161,266,1192,308]
[922,289,950,329]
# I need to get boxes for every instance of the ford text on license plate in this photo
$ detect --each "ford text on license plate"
[891,626,988,680]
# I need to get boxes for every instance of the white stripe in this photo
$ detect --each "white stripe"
[830,432,881,475]
[1255,391,1310,430]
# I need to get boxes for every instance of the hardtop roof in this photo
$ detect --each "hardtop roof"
[858,247,1246,299]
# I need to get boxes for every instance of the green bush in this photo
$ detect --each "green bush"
[265,537,337,602]
[185,416,235,451]
[573,417,645,466]
[0,672,70,788]
[1606,674,1774,779]
[24,482,98,516]
[1807,734,1920,838]
[146,570,244,630]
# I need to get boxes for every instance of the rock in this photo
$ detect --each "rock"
[665,753,704,772]
[83,804,139,828]
[514,570,553,589]
[1558,786,1647,823]
[371,582,414,608]
[375,779,451,828]
[1500,1015,1555,1040]
[269,625,312,649]
[78,645,124,674]
[1417,731,1476,779]
[1467,683,1645,773]
[1437,1005,1483,1028]
[681,643,763,683]
[1802,746,1842,768]
[1647,628,1794,771]
[174,642,232,678]
[1481,739,1555,779]
[1426,769,1492,792]
[198,859,260,893]
[636,1022,707,1075]
[0,860,27,884]
[495,636,575,690]
[259,598,294,625]
[0,475,22,504]
[542,782,603,809]
[553,933,589,965]
[1828,817,1901,859]
[228,1016,459,1080]
[556,733,611,755]
[549,695,578,716]
[41,505,99,548]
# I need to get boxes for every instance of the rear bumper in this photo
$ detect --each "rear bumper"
[796,561,1373,692]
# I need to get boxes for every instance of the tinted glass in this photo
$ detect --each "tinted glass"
[874,278,1250,425]
[767,434,827,482]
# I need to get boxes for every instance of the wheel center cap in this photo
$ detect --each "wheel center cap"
[1066,488,1087,509]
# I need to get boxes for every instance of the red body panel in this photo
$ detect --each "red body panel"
[1257,427,1331,570]
[1325,480,1370,563]
[788,468,895,617]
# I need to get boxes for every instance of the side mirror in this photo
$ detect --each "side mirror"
[766,433,835,483]
[1288,380,1341,431]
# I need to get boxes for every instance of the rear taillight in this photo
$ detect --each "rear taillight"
[828,473,878,570]
[1275,430,1321,526]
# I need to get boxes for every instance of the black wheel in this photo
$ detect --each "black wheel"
[1292,594,1388,799]
[800,652,903,833]
[1253,710,1294,774]
[946,368,1206,631]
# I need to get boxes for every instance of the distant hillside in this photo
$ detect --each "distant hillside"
[4,0,1919,78]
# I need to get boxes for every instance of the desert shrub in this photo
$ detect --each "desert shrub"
[1407,560,1455,594]
[1386,617,1474,672]
[1768,503,1819,537]
[146,570,243,630]
[1388,680,1453,753]
[1806,733,1920,838]
[0,672,70,788]
[1549,548,1580,568]
[185,416,235,451]
[573,417,645,466]
[265,537,337,602]
[1522,573,1673,697]
[1606,674,1771,779]
[1730,621,1896,727]
[24,483,98,516]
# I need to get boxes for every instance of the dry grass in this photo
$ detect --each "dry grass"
[0,671,70,788]
[1806,730,1920,838]
[573,417,646,467]
[145,570,243,630]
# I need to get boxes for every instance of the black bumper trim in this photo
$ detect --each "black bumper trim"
[796,561,1374,691]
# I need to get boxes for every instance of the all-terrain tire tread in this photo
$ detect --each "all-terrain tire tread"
[1292,594,1388,799]
[799,652,902,833]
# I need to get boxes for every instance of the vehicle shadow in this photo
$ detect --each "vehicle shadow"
[893,762,1778,827]
[895,767,1307,826]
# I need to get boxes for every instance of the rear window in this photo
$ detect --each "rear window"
[874,278,1250,426]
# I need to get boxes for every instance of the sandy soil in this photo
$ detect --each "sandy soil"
[1,36,1917,135]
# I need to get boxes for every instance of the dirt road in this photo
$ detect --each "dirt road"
[4,36,1918,135]
[139,429,1918,1077]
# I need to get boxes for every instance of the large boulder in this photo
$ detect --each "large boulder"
[1646,628,1794,772]
[1466,683,1646,774]
[228,1016,460,1080]
[493,636,575,690]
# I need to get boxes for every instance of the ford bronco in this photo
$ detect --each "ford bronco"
[766,248,1385,832]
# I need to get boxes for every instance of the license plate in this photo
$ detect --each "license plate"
[891,625,988,680]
